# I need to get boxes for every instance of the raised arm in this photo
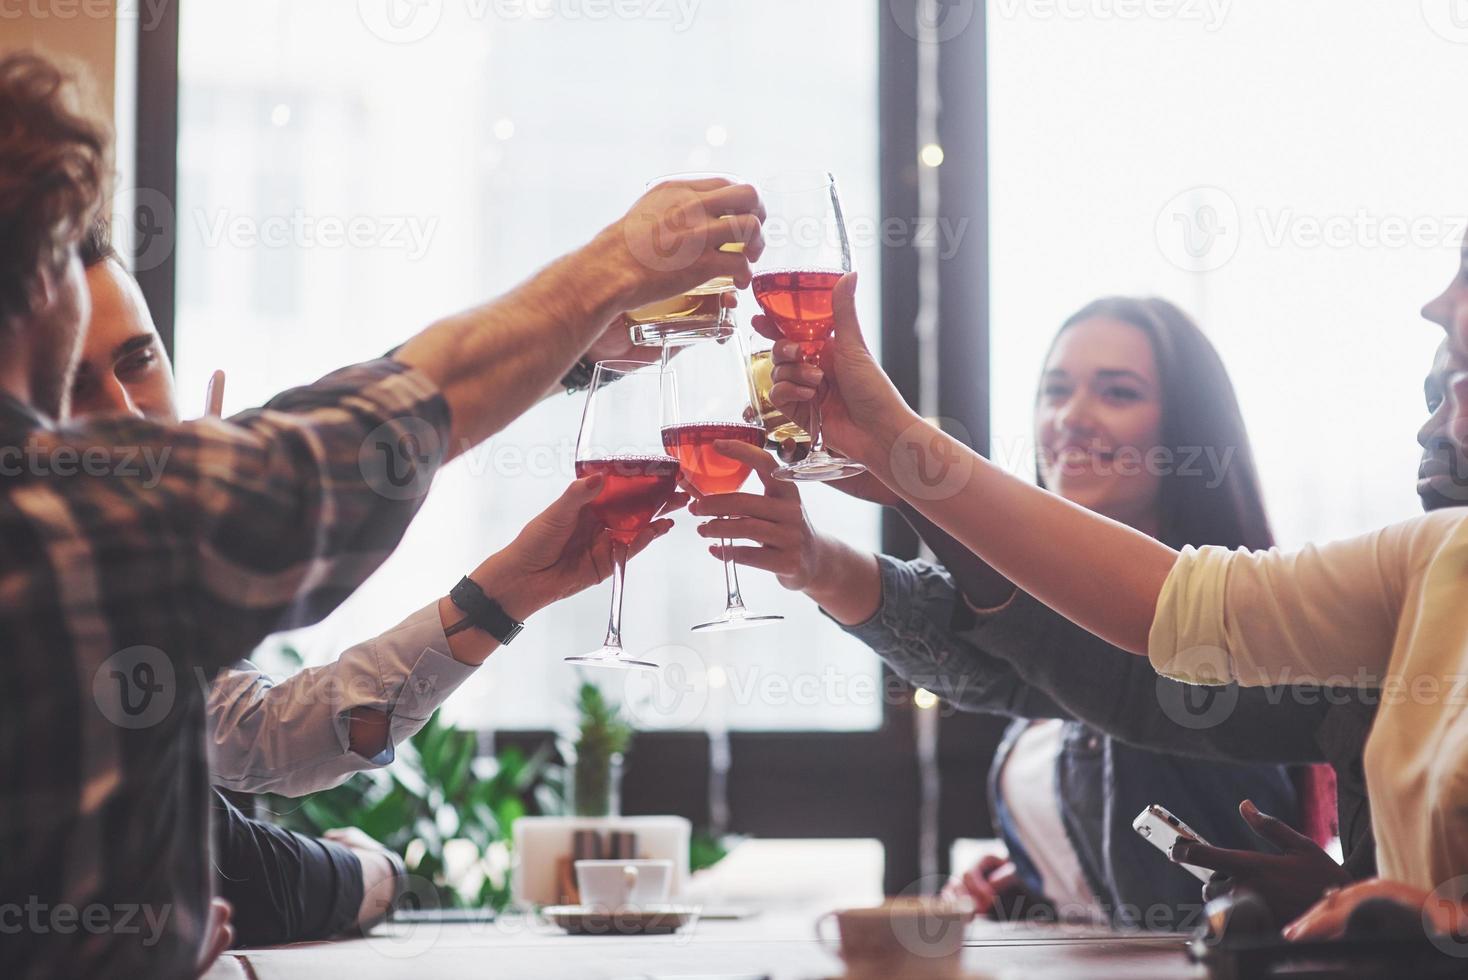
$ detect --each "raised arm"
[395,178,764,459]
[207,474,678,794]
[762,272,1174,656]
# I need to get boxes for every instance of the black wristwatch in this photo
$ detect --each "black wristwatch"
[446,576,525,645]
[560,357,596,395]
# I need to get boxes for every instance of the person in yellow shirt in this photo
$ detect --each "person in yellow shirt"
[738,234,1468,941]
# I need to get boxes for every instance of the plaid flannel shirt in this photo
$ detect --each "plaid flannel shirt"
[0,358,449,979]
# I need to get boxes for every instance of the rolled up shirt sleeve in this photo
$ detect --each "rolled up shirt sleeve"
[207,602,477,796]
[1146,514,1462,687]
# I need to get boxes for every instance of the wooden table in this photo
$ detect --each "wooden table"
[222,912,1204,979]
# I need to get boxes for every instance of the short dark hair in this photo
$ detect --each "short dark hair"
[0,51,110,326]
[80,217,115,268]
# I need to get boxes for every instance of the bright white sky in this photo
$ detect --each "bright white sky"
[988,0,1466,547]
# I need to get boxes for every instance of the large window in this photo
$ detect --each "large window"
[987,0,1466,548]
[173,1,885,732]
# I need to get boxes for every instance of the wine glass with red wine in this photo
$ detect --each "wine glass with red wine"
[661,332,785,632]
[566,361,682,670]
[751,171,865,482]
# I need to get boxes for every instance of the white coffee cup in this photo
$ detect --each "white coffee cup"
[575,859,673,911]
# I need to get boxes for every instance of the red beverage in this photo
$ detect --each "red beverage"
[661,421,766,496]
[751,269,843,354]
[576,455,680,543]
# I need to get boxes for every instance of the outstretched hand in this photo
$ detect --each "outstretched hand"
[686,439,825,592]
[475,475,686,619]
[753,271,915,469]
[1173,799,1352,923]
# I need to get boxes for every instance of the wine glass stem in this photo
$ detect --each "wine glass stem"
[601,538,629,651]
[806,353,827,457]
[721,538,747,613]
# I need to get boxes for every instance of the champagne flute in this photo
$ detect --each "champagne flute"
[625,172,743,349]
[750,171,865,482]
[661,333,784,632]
[566,361,681,670]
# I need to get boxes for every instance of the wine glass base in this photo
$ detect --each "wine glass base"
[628,319,735,348]
[564,651,659,671]
[691,612,784,633]
[772,457,868,483]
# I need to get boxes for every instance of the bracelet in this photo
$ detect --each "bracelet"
[560,357,596,395]
[447,576,525,645]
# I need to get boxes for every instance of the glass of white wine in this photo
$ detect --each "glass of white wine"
[625,172,745,348]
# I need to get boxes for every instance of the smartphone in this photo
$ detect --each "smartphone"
[1133,804,1214,883]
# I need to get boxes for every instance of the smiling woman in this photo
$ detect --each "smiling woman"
[1034,297,1272,554]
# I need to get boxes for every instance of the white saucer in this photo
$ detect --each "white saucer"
[544,904,697,935]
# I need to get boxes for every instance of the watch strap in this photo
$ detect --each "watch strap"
[448,576,525,645]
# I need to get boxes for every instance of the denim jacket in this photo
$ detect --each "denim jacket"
[838,555,1378,925]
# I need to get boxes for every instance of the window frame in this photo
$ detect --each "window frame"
[136,0,995,894]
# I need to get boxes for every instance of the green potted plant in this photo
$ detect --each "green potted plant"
[565,681,633,817]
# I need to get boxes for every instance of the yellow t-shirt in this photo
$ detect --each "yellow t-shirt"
[1147,508,1468,890]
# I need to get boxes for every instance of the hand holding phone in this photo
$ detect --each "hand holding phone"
[1133,804,1214,883]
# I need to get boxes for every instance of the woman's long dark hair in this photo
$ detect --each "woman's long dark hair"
[1036,296,1274,552]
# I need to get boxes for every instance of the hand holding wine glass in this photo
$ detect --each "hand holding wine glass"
[661,333,783,631]
[756,270,918,478]
[569,361,684,669]
[599,176,766,317]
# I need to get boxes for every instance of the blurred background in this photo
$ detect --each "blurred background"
[11,0,1466,898]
